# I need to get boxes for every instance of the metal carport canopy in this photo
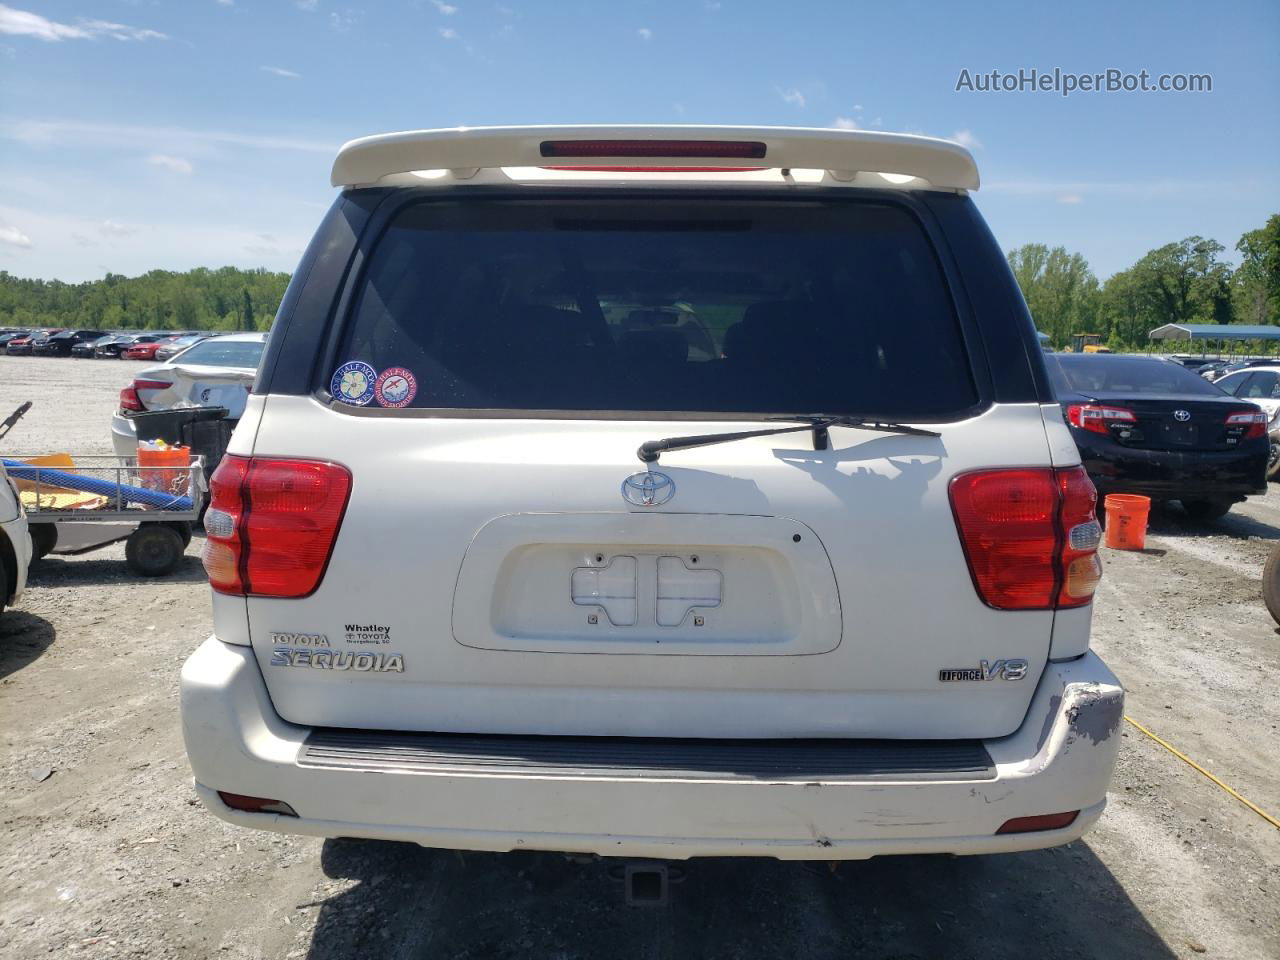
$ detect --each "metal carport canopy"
[1149,323,1280,341]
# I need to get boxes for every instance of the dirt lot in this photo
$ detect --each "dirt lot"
[1,353,1278,960]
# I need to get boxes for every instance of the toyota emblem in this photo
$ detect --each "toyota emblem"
[1173,409,1191,422]
[621,471,675,507]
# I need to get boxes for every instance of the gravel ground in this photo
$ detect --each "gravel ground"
[1,354,1278,959]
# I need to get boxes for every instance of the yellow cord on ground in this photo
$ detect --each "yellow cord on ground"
[1124,715,1280,830]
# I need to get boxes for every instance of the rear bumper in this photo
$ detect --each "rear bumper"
[110,413,137,459]
[1078,436,1268,499]
[0,512,30,605]
[181,639,1124,860]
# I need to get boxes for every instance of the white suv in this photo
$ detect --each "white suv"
[181,126,1123,863]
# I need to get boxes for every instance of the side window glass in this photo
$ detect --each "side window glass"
[1248,373,1278,398]
[1219,373,1246,396]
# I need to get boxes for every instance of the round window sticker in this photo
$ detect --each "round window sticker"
[374,367,418,408]
[330,361,377,406]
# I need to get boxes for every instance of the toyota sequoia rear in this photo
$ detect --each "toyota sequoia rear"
[181,126,1123,860]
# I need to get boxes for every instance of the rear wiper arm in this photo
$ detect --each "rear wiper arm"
[636,415,939,465]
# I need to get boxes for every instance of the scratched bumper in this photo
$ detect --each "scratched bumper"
[181,638,1123,860]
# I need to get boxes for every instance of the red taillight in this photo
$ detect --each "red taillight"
[202,455,352,598]
[1065,404,1137,435]
[118,386,144,412]
[202,455,248,593]
[542,165,769,173]
[1225,409,1267,439]
[216,791,298,816]
[996,811,1079,834]
[949,466,1101,610]
[539,139,767,159]
[1056,467,1103,607]
[119,378,171,414]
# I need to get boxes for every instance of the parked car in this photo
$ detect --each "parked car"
[6,329,61,356]
[111,333,267,459]
[0,459,31,615]
[1212,364,1280,479]
[33,329,107,357]
[180,126,1123,872]
[122,337,180,361]
[0,330,31,350]
[1198,358,1275,381]
[154,334,209,362]
[1048,352,1269,522]
[73,334,117,358]
[94,334,158,358]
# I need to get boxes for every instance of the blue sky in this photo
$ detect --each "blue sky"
[0,0,1276,283]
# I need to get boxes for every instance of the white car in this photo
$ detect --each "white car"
[0,462,31,615]
[1213,365,1280,421]
[181,126,1123,877]
[1213,364,1280,477]
[111,333,266,460]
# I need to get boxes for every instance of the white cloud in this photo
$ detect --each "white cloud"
[147,154,194,175]
[832,116,858,130]
[0,203,321,282]
[779,88,806,108]
[294,0,318,11]
[261,65,302,78]
[439,26,458,39]
[951,129,982,150]
[5,119,337,155]
[853,104,863,111]
[0,5,167,42]
[215,0,233,6]
[0,222,32,248]
[329,9,359,31]
[100,220,139,239]
[1058,194,1083,205]
[637,27,652,40]
[983,178,1245,199]
[79,19,167,41]
[431,0,458,13]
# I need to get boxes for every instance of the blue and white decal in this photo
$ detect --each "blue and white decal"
[330,361,377,406]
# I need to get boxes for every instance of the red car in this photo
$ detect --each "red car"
[122,337,179,360]
[6,329,64,356]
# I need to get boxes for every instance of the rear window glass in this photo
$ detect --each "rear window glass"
[174,339,264,368]
[336,199,977,418]
[1047,355,1225,396]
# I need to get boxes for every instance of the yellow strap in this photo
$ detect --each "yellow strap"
[1124,716,1280,830]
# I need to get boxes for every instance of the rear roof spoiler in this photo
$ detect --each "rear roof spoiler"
[330,125,980,191]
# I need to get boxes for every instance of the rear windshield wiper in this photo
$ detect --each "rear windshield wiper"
[636,415,940,464]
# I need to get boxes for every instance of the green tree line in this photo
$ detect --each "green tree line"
[1009,213,1280,351]
[0,266,291,333]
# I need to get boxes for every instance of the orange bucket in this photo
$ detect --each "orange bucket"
[1103,494,1151,550]
[137,444,191,496]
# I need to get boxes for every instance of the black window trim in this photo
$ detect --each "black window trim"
[276,185,1006,423]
